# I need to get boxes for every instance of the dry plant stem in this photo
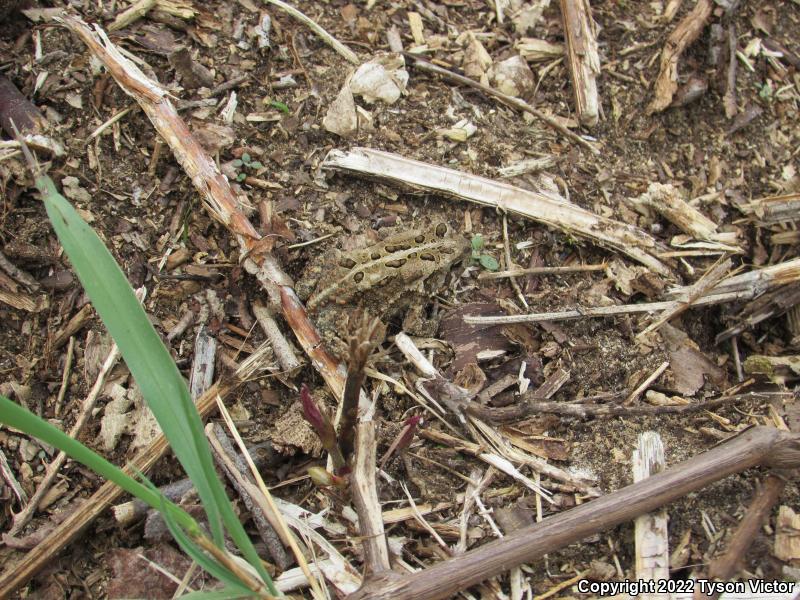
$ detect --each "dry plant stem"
[632,433,669,597]
[189,327,216,400]
[706,473,787,582]
[262,0,359,64]
[207,423,291,570]
[0,381,230,596]
[637,256,732,339]
[715,282,800,344]
[352,421,391,576]
[322,148,671,276]
[191,532,272,597]
[559,0,600,127]
[59,16,358,409]
[739,193,800,224]
[502,214,528,309]
[663,0,683,21]
[420,426,594,496]
[52,303,92,349]
[465,368,569,423]
[341,315,384,460]
[647,0,713,114]
[624,361,669,405]
[54,335,75,417]
[214,399,327,600]
[108,0,157,31]
[722,23,738,119]
[348,426,800,600]
[470,257,800,326]
[465,292,743,325]
[8,342,121,536]
[476,391,789,419]
[0,447,26,505]
[252,301,302,373]
[402,54,600,155]
[477,263,606,280]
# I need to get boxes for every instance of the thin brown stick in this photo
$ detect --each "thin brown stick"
[252,301,302,374]
[502,214,528,309]
[470,391,790,421]
[53,335,75,417]
[348,426,800,600]
[477,263,606,280]
[402,54,599,154]
[465,368,570,423]
[636,257,732,339]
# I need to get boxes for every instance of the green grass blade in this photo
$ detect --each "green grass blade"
[36,174,224,543]
[34,173,277,594]
[0,395,197,533]
[159,496,252,594]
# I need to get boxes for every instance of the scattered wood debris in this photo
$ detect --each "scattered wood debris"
[0,0,798,597]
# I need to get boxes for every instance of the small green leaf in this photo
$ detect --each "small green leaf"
[479,254,499,271]
[232,159,243,168]
[236,172,247,182]
[241,153,251,164]
[270,100,290,114]
[249,161,263,170]
[471,234,484,252]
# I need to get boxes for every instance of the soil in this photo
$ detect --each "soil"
[0,0,799,598]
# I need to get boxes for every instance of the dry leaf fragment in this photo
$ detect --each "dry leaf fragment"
[349,53,408,104]
[462,33,493,84]
[491,55,535,98]
[323,82,358,138]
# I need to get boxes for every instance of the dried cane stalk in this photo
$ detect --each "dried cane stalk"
[57,15,359,407]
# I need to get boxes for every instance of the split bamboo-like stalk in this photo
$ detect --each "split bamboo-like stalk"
[559,0,600,127]
[632,432,670,598]
[322,147,672,276]
[738,193,800,224]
